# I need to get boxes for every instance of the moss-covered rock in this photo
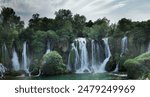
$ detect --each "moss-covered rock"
[41,51,68,76]
[124,52,150,79]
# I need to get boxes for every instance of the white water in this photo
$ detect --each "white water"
[113,63,119,72]
[0,63,6,77]
[68,38,112,73]
[114,36,128,72]
[12,48,20,71]
[75,38,90,73]
[148,42,150,52]
[2,43,8,62]
[3,43,7,52]
[91,40,95,70]
[67,43,80,71]
[120,36,128,57]
[22,42,29,73]
[46,40,51,54]
[91,40,101,72]
[99,38,111,73]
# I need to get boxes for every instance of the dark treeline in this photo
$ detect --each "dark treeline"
[0,7,150,44]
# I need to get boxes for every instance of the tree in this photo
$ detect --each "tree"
[28,14,55,32]
[86,20,94,27]
[41,51,67,75]
[0,7,24,43]
[55,9,72,21]
[84,18,111,39]
[54,9,73,30]
[73,14,86,37]
[117,18,132,32]
[94,17,109,26]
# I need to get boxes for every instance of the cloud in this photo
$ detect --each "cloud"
[0,0,150,26]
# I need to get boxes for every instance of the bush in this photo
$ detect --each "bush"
[124,52,150,79]
[41,51,67,76]
[29,63,40,75]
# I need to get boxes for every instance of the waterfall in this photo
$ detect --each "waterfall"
[67,38,90,73]
[22,42,29,73]
[91,40,101,72]
[148,42,150,52]
[0,63,6,77]
[99,38,111,72]
[45,40,51,54]
[12,48,20,71]
[68,37,112,73]
[67,43,79,71]
[3,43,7,52]
[91,40,95,70]
[1,43,9,64]
[76,38,90,73]
[114,36,128,72]
[113,63,119,72]
[120,36,128,57]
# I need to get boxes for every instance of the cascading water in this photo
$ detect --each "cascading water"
[3,43,7,53]
[91,40,95,70]
[68,37,111,73]
[46,40,51,54]
[22,42,29,73]
[99,38,111,73]
[12,48,20,71]
[148,42,150,52]
[114,36,128,72]
[0,63,6,77]
[113,63,119,72]
[67,43,79,71]
[120,36,128,57]
[91,40,101,72]
[1,43,9,63]
[76,38,90,73]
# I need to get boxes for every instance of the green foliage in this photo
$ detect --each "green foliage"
[56,20,74,42]
[41,51,67,75]
[83,20,111,40]
[0,7,24,42]
[124,52,150,79]
[55,9,72,21]
[117,18,132,32]
[124,53,150,65]
[31,30,46,55]
[28,58,42,75]
[28,14,54,31]
[86,20,94,27]
[73,14,86,37]
[30,30,58,57]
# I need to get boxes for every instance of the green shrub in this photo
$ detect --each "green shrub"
[41,51,67,76]
[124,52,150,79]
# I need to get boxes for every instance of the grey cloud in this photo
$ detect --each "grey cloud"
[0,0,150,25]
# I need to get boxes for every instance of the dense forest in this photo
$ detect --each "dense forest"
[0,7,150,79]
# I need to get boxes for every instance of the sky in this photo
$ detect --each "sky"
[0,0,150,26]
